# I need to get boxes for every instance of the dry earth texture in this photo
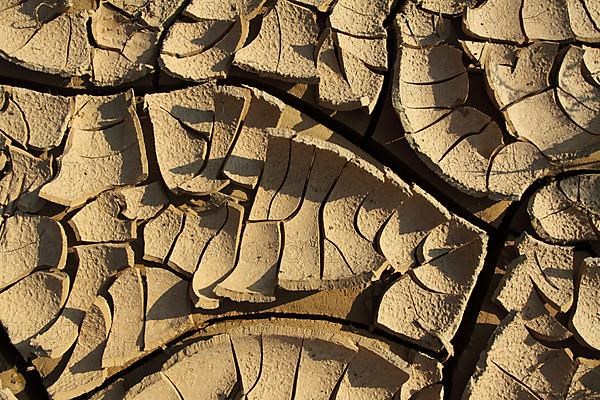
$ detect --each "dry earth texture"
[0,0,598,399]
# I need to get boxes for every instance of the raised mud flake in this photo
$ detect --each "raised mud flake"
[503,87,599,163]
[465,0,600,42]
[572,257,600,351]
[378,188,449,274]
[396,1,452,48]
[142,204,184,264]
[47,297,112,400]
[482,42,559,109]
[294,337,356,399]
[0,144,53,213]
[191,202,243,310]
[494,233,575,340]
[528,174,600,243]
[0,4,91,77]
[106,0,183,28]
[0,0,183,85]
[464,313,577,400]
[32,243,134,359]
[163,336,237,400]
[0,270,68,356]
[218,89,284,189]
[392,40,512,199]
[316,28,386,112]
[233,0,320,83]
[90,3,159,87]
[167,206,228,276]
[406,107,504,196]
[0,86,72,150]
[145,84,217,193]
[69,182,168,243]
[464,0,526,43]
[180,87,251,194]
[486,141,552,201]
[0,213,67,289]
[39,91,148,207]
[377,214,487,352]
[160,17,249,81]
[521,0,574,41]
[557,46,600,136]
[328,0,393,38]
[143,266,193,351]
[101,267,144,368]
[214,221,281,303]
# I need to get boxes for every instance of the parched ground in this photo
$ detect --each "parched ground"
[0,0,598,399]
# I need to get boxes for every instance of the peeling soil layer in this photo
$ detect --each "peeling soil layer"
[0,0,598,399]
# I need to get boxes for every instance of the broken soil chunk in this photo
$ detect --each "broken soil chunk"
[464,0,526,43]
[528,175,600,243]
[233,0,320,83]
[47,297,111,400]
[162,336,237,399]
[143,205,185,263]
[322,161,387,283]
[377,213,487,351]
[246,335,303,400]
[192,203,244,309]
[396,1,452,48]
[379,189,449,273]
[168,207,227,276]
[557,46,600,136]
[483,42,558,109]
[0,145,53,213]
[178,86,250,195]
[102,267,145,368]
[335,346,408,400]
[495,234,575,339]
[0,270,68,355]
[143,267,193,351]
[215,221,281,303]
[295,338,355,399]
[0,86,72,150]
[0,213,66,289]
[160,19,249,81]
[464,313,576,400]
[146,85,215,193]
[277,142,346,290]
[32,244,133,359]
[572,257,600,351]
[316,29,385,112]
[329,0,392,37]
[39,91,148,207]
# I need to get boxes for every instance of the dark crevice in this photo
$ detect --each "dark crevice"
[362,0,401,144]
[0,325,50,399]
[441,194,521,399]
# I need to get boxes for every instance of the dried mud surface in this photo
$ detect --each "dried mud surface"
[0,0,598,399]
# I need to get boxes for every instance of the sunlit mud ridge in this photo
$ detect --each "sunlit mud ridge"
[0,0,598,399]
